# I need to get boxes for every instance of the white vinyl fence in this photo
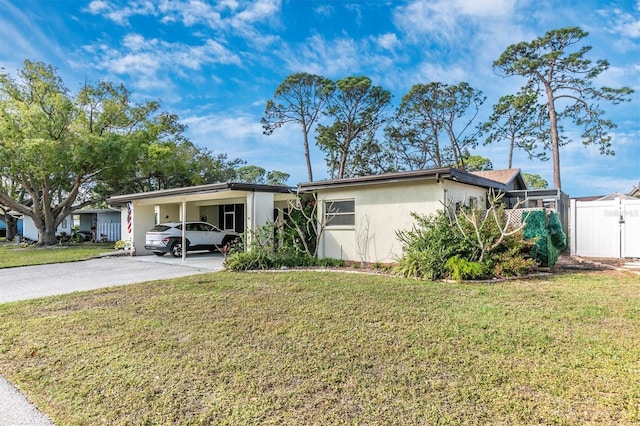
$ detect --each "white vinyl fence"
[571,198,640,258]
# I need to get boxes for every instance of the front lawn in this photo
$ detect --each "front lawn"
[0,244,114,268]
[0,270,638,424]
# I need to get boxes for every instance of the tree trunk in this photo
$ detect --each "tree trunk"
[544,84,562,189]
[5,215,18,240]
[302,130,313,182]
[508,136,514,169]
[38,225,59,246]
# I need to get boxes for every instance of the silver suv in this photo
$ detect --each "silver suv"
[144,221,240,257]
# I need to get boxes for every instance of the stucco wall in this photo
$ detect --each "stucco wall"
[316,179,487,264]
[122,203,156,255]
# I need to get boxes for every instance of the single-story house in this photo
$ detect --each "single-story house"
[107,182,296,256]
[298,167,530,264]
[22,208,121,242]
[108,168,567,263]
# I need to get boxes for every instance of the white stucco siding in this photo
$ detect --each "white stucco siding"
[317,179,489,264]
[318,181,446,263]
[441,181,487,208]
[120,203,155,255]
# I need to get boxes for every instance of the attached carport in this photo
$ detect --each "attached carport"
[107,182,295,258]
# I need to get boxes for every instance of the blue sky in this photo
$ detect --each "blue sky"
[0,0,638,197]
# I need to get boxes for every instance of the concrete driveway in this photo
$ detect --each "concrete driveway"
[0,252,225,303]
[0,252,225,425]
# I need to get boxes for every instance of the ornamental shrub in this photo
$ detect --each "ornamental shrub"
[444,255,488,281]
[393,211,472,280]
[395,201,538,280]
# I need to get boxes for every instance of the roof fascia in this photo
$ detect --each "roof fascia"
[298,168,454,192]
[108,182,294,205]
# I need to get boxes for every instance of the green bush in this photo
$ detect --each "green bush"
[444,256,488,281]
[395,199,539,280]
[317,257,346,268]
[223,222,345,271]
[224,249,343,271]
[394,212,470,280]
[490,250,537,277]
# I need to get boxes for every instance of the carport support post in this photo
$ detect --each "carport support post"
[181,199,186,262]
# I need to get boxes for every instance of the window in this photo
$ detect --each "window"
[325,200,355,227]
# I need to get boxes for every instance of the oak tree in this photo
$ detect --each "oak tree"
[0,61,234,245]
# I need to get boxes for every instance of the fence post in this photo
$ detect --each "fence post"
[570,199,576,256]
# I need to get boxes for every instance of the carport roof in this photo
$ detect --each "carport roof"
[107,182,294,205]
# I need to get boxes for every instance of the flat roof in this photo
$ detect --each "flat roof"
[297,168,510,192]
[107,182,295,205]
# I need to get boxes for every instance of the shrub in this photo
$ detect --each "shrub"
[317,258,346,268]
[395,196,539,280]
[444,256,488,281]
[490,250,537,277]
[394,212,470,280]
[223,221,344,271]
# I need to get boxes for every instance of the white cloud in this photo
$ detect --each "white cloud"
[607,7,640,39]
[280,35,361,77]
[83,34,242,92]
[314,5,333,17]
[0,0,68,70]
[86,0,109,14]
[373,33,399,51]
[392,0,529,54]
[158,0,223,27]
[85,0,157,25]
[453,0,517,18]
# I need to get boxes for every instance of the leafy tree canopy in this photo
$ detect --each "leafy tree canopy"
[0,60,242,245]
[493,27,633,189]
[262,73,334,182]
[522,172,549,189]
[316,76,392,179]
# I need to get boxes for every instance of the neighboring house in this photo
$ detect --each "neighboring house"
[0,213,23,238]
[298,167,531,264]
[22,208,121,242]
[629,182,640,198]
[107,182,296,256]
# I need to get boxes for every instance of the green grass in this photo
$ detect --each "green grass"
[0,270,639,424]
[0,243,114,268]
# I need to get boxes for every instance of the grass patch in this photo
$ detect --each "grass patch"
[0,270,639,424]
[0,244,114,269]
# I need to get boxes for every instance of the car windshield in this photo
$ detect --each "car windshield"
[149,225,172,232]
